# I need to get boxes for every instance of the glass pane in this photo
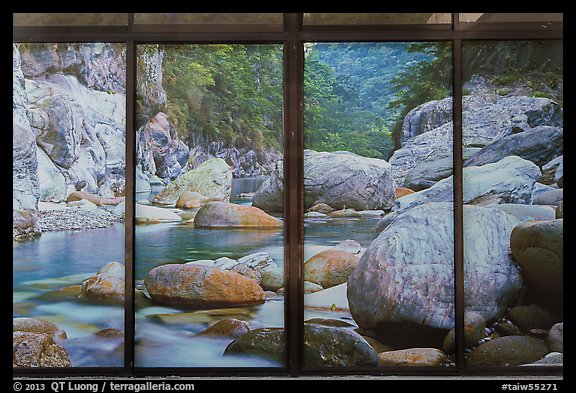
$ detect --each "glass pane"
[459,13,563,23]
[13,13,128,26]
[13,43,126,368]
[462,41,563,368]
[134,44,285,368]
[134,13,282,25]
[303,42,454,368]
[304,13,452,25]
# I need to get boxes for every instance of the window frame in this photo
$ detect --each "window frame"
[12,12,563,378]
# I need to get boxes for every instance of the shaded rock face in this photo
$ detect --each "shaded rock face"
[510,219,563,314]
[144,263,265,308]
[13,44,39,211]
[20,50,126,199]
[13,318,71,368]
[394,156,541,213]
[136,44,166,127]
[466,336,548,367]
[348,203,523,332]
[193,202,282,229]
[137,112,189,182]
[13,43,127,222]
[253,149,396,212]
[303,324,378,367]
[189,142,283,178]
[152,158,232,205]
[464,126,563,168]
[13,210,41,241]
[539,156,563,186]
[19,42,126,95]
[224,328,285,363]
[390,94,562,186]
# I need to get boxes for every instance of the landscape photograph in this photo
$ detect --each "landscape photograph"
[13,38,563,370]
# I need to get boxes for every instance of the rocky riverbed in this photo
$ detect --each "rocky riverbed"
[36,208,123,232]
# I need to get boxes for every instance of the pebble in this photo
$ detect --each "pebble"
[36,209,124,232]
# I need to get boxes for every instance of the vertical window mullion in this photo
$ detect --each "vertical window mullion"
[452,37,465,375]
[284,12,304,377]
[124,39,136,375]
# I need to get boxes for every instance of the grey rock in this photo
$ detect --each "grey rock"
[25,71,126,197]
[255,149,396,213]
[394,156,541,213]
[547,323,563,353]
[37,147,66,202]
[136,44,166,127]
[13,44,39,212]
[20,42,126,94]
[510,220,563,313]
[464,126,563,168]
[390,95,562,186]
[466,336,548,367]
[443,311,487,353]
[13,210,42,241]
[137,112,188,182]
[401,97,454,145]
[539,156,563,185]
[135,165,152,194]
[508,305,555,333]
[348,203,523,332]
[13,318,71,368]
[487,204,556,222]
[224,328,285,364]
[152,158,232,205]
[404,148,480,191]
[303,324,378,367]
[532,188,563,207]
[522,352,563,366]
[556,202,563,219]
[332,239,362,254]
[261,267,284,292]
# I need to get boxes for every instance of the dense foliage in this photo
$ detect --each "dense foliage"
[304,42,448,159]
[159,44,284,152]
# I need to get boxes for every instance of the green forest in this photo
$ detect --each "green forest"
[148,41,561,162]
[304,42,451,158]
[159,44,284,152]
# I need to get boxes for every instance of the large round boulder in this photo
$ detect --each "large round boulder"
[253,149,396,213]
[152,158,232,205]
[303,250,360,289]
[224,328,285,363]
[303,324,378,367]
[510,219,563,313]
[144,263,265,308]
[80,261,125,304]
[466,336,548,367]
[193,201,282,229]
[13,318,71,368]
[348,203,523,332]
